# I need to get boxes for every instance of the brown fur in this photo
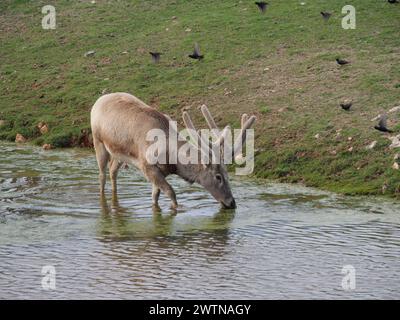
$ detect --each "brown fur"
[90,92,247,209]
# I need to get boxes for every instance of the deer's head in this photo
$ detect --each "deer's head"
[182,105,256,209]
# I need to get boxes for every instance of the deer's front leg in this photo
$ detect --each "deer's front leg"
[144,166,178,209]
[152,184,161,205]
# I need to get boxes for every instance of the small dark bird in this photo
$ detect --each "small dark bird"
[336,58,350,65]
[320,11,332,20]
[388,0,399,4]
[340,101,352,111]
[188,43,204,60]
[255,2,268,13]
[374,114,393,133]
[149,52,161,63]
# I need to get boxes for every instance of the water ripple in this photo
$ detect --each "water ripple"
[0,142,400,299]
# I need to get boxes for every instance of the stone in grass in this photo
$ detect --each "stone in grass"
[37,122,49,134]
[387,135,400,149]
[84,50,96,57]
[42,144,52,150]
[392,162,399,170]
[15,133,26,143]
[365,140,377,150]
[0,119,5,127]
[388,106,400,114]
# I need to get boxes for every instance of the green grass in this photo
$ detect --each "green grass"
[1,0,400,196]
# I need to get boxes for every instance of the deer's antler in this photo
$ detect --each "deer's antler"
[183,105,256,163]
[233,114,256,161]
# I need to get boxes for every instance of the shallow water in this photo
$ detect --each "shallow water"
[0,142,399,299]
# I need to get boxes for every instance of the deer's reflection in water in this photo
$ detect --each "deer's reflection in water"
[96,193,236,273]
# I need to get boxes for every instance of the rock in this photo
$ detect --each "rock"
[387,135,400,149]
[392,162,399,170]
[394,153,400,161]
[15,133,26,143]
[348,147,354,152]
[101,88,109,95]
[37,122,49,134]
[42,144,52,150]
[172,16,177,20]
[330,150,337,155]
[0,120,5,127]
[388,106,400,114]
[371,107,400,122]
[371,114,382,122]
[314,133,320,139]
[121,51,128,54]
[185,28,191,32]
[366,141,377,150]
[347,136,353,141]
[84,50,96,57]
[40,124,48,134]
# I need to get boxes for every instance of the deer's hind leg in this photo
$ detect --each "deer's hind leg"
[109,158,122,194]
[93,138,110,194]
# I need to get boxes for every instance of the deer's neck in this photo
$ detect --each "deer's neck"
[176,142,204,183]
[175,161,203,184]
[170,135,204,184]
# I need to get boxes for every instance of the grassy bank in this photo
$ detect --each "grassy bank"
[1,0,400,196]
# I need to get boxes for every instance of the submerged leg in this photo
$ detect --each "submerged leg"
[94,138,110,194]
[152,184,161,205]
[143,165,177,209]
[109,157,122,194]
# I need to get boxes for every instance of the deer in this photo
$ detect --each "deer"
[90,92,256,210]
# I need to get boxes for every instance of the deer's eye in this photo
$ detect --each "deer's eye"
[216,174,222,183]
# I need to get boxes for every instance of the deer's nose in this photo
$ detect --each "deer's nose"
[223,198,236,209]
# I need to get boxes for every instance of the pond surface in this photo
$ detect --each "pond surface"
[0,142,399,299]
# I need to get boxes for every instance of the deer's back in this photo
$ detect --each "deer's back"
[91,93,170,164]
